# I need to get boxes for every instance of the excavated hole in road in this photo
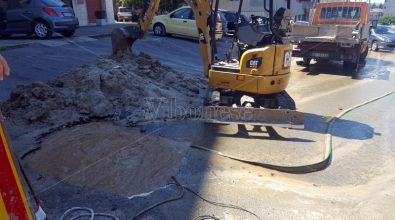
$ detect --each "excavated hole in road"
[25,122,190,197]
[1,53,206,197]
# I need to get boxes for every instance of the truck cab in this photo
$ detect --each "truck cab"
[291,2,370,71]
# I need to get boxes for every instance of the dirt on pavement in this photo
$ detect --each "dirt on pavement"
[25,122,189,197]
[1,53,206,204]
[1,52,206,135]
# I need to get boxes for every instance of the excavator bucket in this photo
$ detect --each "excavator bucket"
[111,24,142,54]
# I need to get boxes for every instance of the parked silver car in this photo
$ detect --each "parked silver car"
[0,0,79,39]
[369,25,395,51]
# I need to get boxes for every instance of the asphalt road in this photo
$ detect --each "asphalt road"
[1,34,395,219]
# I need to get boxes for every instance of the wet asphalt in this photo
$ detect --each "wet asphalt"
[1,34,395,219]
[138,42,395,219]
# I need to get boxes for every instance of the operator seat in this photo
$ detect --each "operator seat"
[236,17,272,47]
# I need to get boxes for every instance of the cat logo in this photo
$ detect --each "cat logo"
[246,57,262,68]
[283,51,292,68]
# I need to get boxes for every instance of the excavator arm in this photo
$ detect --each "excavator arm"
[111,0,304,128]
[111,0,213,76]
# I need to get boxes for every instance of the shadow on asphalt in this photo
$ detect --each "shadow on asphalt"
[299,56,393,81]
[302,113,374,140]
[204,112,374,141]
[134,107,374,218]
[212,124,314,143]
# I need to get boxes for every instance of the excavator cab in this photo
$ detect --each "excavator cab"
[236,15,272,47]
[111,0,303,127]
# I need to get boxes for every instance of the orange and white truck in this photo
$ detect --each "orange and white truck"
[291,1,371,71]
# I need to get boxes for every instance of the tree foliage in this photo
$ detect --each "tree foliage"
[371,3,384,9]
[379,15,395,25]
[115,0,185,12]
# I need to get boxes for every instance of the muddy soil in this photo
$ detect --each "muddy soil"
[25,122,189,197]
[1,53,205,203]
[1,53,207,137]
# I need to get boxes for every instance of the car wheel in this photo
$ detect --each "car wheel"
[33,21,52,39]
[371,40,379,52]
[153,23,166,36]
[60,30,75,37]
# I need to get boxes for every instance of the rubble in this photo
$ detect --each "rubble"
[2,53,206,199]
[1,53,207,133]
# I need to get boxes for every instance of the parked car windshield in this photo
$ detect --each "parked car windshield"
[220,11,248,24]
[375,26,395,35]
[320,7,361,19]
[171,8,191,19]
[42,0,66,7]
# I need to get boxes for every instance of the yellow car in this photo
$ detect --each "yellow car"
[151,6,222,40]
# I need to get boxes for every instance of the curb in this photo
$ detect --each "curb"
[1,32,112,51]
[0,43,30,51]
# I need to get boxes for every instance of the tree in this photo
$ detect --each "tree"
[118,0,184,12]
[379,15,395,25]
[124,0,146,9]
[379,3,384,9]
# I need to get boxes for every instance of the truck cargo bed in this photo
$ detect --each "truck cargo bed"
[291,24,357,44]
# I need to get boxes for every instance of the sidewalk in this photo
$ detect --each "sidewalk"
[0,23,130,50]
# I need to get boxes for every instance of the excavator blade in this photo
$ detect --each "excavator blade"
[111,24,142,54]
[201,106,304,128]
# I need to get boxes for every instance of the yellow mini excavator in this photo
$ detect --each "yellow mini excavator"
[111,0,304,127]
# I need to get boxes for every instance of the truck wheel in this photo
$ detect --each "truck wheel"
[296,58,311,66]
[302,58,311,66]
[360,46,368,60]
[343,60,358,71]
[371,41,379,52]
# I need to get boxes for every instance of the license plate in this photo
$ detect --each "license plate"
[62,12,73,17]
[311,52,329,58]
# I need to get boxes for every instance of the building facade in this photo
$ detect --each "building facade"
[63,0,115,26]
[217,0,314,21]
[384,0,395,16]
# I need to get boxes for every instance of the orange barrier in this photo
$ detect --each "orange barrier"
[0,113,34,220]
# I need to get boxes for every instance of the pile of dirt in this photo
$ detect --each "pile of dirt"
[25,122,189,197]
[1,53,207,133]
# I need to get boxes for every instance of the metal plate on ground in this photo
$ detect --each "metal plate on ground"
[200,106,304,128]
